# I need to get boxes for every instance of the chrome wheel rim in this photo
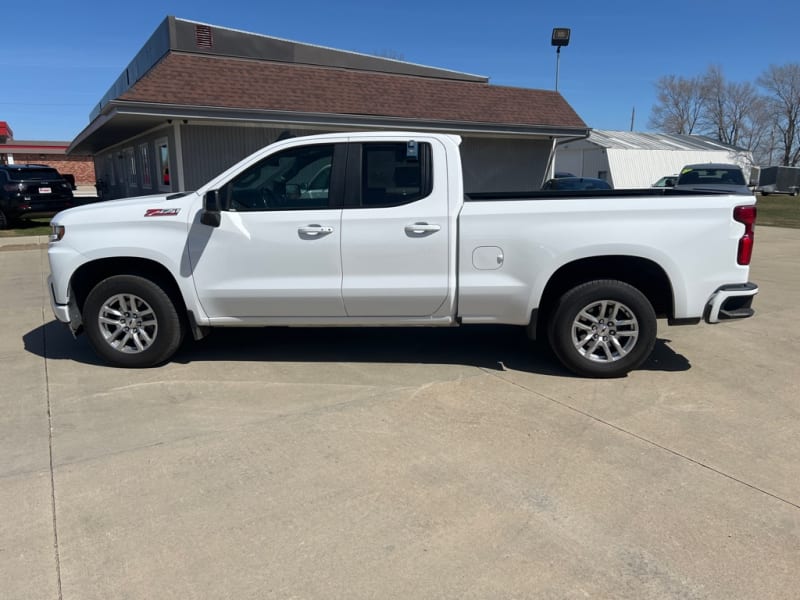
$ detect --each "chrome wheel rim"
[97,293,158,354]
[571,300,639,363]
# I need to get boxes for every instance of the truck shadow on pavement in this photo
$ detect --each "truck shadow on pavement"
[25,320,691,376]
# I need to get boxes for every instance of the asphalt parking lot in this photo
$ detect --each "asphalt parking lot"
[2,226,799,599]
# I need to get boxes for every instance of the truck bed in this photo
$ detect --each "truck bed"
[465,188,729,201]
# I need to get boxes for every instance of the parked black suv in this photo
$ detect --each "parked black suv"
[0,164,75,228]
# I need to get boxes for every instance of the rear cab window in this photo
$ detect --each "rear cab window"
[355,142,433,208]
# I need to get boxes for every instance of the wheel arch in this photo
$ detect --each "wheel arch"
[70,257,188,319]
[531,255,674,339]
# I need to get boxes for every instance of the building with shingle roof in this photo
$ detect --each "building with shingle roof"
[70,16,589,199]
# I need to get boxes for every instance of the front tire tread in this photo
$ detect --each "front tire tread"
[83,275,184,368]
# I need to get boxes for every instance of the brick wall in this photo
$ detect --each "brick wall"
[13,154,96,185]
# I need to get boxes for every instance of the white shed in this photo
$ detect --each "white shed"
[554,130,754,189]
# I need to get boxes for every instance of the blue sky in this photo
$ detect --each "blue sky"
[2,0,797,141]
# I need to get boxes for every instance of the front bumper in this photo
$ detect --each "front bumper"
[704,282,758,324]
[48,275,83,335]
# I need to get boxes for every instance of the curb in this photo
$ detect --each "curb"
[0,235,49,248]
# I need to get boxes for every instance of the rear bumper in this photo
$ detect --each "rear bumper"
[3,196,75,219]
[704,282,758,324]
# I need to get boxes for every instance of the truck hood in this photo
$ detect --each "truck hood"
[52,192,198,224]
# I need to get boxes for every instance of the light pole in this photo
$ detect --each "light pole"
[551,28,571,91]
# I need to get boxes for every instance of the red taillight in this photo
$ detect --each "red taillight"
[734,205,757,265]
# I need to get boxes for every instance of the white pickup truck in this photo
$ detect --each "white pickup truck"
[47,132,758,377]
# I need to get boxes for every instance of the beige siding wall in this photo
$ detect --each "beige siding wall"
[94,124,554,198]
[460,137,552,193]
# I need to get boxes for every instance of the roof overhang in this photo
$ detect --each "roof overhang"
[69,100,590,155]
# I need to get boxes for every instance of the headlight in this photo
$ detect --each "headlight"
[49,224,65,242]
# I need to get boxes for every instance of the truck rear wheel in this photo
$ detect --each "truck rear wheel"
[547,280,656,378]
[83,275,184,368]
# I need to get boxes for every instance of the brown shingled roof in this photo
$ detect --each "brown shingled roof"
[118,52,586,130]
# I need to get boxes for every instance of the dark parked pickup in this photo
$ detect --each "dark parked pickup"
[0,164,75,228]
[541,176,612,191]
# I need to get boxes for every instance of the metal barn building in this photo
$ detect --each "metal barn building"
[69,16,589,199]
[554,130,754,189]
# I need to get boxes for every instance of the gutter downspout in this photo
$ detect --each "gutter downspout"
[541,130,592,188]
[173,121,186,192]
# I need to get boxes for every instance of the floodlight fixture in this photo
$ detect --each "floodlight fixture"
[551,28,571,47]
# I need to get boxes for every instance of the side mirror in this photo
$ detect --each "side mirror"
[200,189,221,227]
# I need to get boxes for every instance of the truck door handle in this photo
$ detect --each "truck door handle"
[405,222,441,236]
[298,224,334,238]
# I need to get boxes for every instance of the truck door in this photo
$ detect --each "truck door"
[188,142,346,318]
[340,140,450,317]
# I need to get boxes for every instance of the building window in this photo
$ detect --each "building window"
[155,137,170,191]
[139,143,152,189]
[125,147,137,187]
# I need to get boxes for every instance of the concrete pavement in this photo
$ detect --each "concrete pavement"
[1,228,799,599]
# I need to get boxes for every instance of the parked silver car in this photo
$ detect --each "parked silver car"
[652,174,678,188]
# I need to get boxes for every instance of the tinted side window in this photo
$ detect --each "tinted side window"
[361,143,432,207]
[223,144,335,211]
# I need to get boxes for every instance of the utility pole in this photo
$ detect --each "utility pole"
[555,46,562,91]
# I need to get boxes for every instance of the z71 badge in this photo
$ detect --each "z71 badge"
[144,208,181,217]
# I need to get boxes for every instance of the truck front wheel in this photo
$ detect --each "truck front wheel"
[547,280,657,378]
[83,275,185,368]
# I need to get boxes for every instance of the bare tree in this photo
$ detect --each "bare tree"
[739,98,776,165]
[648,75,705,134]
[700,65,769,150]
[701,65,728,141]
[758,63,800,166]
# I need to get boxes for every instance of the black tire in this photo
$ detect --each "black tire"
[547,280,657,378]
[83,275,184,368]
[0,209,9,230]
